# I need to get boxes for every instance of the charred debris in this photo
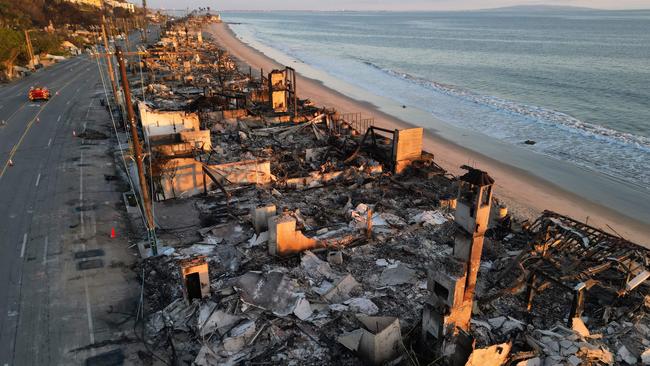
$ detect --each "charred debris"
[113,15,650,366]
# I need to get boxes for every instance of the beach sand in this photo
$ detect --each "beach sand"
[206,22,650,246]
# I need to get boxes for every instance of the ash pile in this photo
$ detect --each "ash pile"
[115,14,650,366]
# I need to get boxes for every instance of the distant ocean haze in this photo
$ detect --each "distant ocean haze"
[225,10,650,188]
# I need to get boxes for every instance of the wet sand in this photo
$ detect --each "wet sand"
[206,22,650,247]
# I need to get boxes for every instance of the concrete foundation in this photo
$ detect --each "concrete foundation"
[338,316,402,365]
[252,204,276,234]
[268,215,319,256]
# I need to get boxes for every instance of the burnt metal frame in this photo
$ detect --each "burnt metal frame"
[344,126,397,170]
[520,211,648,325]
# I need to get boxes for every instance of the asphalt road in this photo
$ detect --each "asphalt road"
[0,53,143,364]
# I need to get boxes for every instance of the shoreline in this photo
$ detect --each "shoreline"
[205,22,650,246]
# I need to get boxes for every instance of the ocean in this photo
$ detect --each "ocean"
[223,10,650,189]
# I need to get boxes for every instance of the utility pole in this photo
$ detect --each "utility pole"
[24,30,35,70]
[123,19,132,52]
[292,68,298,120]
[100,0,107,17]
[101,21,120,110]
[115,46,158,256]
[142,0,148,44]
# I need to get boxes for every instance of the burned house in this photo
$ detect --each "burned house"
[115,15,650,366]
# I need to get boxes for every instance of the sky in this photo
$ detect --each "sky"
[146,0,650,11]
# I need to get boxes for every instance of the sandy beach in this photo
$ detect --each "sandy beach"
[205,22,650,246]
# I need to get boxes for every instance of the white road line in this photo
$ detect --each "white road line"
[42,236,48,265]
[82,99,94,133]
[83,276,95,345]
[57,115,61,122]
[20,233,27,258]
[35,173,41,187]
[47,138,52,147]
[80,151,84,236]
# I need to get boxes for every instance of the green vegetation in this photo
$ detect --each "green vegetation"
[0,29,69,79]
[0,28,24,78]
[0,0,138,80]
[0,1,31,28]
[31,32,63,56]
[0,0,105,28]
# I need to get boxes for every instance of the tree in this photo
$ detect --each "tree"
[0,28,24,80]
[30,31,62,56]
[0,1,30,28]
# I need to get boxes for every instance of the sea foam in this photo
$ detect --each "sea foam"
[231,22,650,190]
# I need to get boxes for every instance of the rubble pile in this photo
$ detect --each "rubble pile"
[118,14,650,366]
[470,212,650,365]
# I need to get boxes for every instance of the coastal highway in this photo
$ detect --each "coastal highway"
[0,55,142,364]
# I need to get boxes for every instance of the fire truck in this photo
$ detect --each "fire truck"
[28,86,50,101]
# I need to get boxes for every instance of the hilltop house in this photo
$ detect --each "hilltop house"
[62,0,136,12]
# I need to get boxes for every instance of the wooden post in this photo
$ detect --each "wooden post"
[123,18,132,52]
[292,68,298,120]
[101,22,120,110]
[24,30,35,70]
[142,0,148,44]
[203,171,207,195]
[116,46,158,256]
[525,272,537,312]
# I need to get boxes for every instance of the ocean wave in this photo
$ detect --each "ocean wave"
[229,18,650,190]
[359,59,650,152]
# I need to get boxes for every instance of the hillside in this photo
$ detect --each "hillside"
[0,0,135,28]
[0,0,138,81]
[479,5,600,12]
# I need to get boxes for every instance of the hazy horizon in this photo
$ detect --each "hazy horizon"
[146,0,650,11]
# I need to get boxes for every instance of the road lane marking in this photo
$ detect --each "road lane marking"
[0,68,88,181]
[84,276,95,345]
[57,115,61,122]
[47,138,52,147]
[43,236,48,265]
[0,112,41,178]
[35,173,41,187]
[82,99,94,132]
[80,151,85,236]
[20,233,27,258]
[3,102,27,125]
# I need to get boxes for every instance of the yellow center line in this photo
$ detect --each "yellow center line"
[0,67,93,180]
[2,102,28,126]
